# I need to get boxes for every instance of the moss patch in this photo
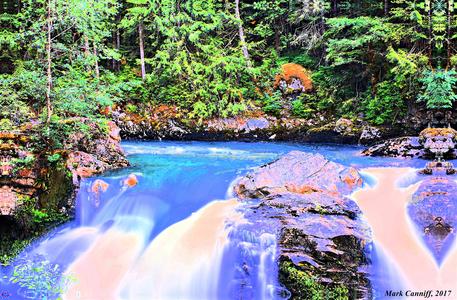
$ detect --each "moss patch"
[279,260,349,300]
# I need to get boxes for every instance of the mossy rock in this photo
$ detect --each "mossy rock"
[279,260,349,300]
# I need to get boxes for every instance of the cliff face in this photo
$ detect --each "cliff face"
[0,119,128,262]
[234,151,372,299]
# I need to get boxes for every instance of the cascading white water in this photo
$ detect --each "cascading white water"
[117,199,241,300]
[5,142,439,300]
[258,233,278,300]
[62,193,242,299]
[353,168,457,297]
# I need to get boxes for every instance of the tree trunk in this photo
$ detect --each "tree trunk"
[45,0,53,124]
[116,28,121,71]
[447,0,452,68]
[384,0,389,15]
[112,31,117,70]
[274,27,281,53]
[93,42,100,78]
[84,35,90,57]
[138,21,146,80]
[235,0,251,68]
[428,1,433,62]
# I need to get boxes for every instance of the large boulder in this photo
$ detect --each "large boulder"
[235,151,362,198]
[359,126,382,145]
[234,151,371,299]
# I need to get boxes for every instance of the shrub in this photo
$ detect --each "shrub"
[417,69,457,109]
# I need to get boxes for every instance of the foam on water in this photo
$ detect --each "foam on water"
[353,168,457,295]
[1,141,437,299]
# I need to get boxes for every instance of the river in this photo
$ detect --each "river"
[2,141,455,299]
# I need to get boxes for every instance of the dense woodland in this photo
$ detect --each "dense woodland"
[1,0,457,134]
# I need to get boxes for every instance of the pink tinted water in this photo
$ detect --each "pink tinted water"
[353,168,457,296]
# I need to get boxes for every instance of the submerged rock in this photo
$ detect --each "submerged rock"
[123,174,138,187]
[234,151,371,299]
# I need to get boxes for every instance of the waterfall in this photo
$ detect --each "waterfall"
[115,199,240,300]
[7,142,425,300]
[217,202,288,300]
[352,168,457,295]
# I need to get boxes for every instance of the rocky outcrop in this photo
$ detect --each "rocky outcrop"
[0,119,129,263]
[234,151,372,299]
[113,106,388,144]
[362,127,457,159]
[359,126,382,145]
[0,120,128,242]
[418,127,457,159]
[362,137,423,157]
[63,119,129,185]
[0,131,38,216]
[409,177,457,264]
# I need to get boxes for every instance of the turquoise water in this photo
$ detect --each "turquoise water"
[0,141,425,299]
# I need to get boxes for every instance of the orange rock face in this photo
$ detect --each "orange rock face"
[274,63,313,91]
[285,184,322,194]
[341,168,363,190]
[0,186,17,215]
[124,174,138,187]
[91,179,109,194]
[420,127,457,138]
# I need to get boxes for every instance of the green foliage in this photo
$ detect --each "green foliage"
[15,195,68,229]
[0,239,33,266]
[291,98,314,118]
[9,256,76,299]
[137,0,261,117]
[190,101,216,120]
[325,17,399,67]
[279,261,349,300]
[0,70,36,125]
[3,0,457,129]
[418,69,457,109]
[11,155,36,173]
[310,66,355,114]
[126,103,139,113]
[363,81,406,125]
[222,102,247,117]
[38,117,95,150]
[0,119,14,131]
[261,91,283,115]
[278,53,317,70]
[30,209,50,224]
[47,153,62,164]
